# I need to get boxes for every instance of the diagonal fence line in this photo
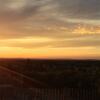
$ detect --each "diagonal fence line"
[0,66,48,87]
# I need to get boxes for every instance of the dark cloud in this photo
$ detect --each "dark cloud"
[0,0,50,21]
[0,0,100,22]
[54,0,100,20]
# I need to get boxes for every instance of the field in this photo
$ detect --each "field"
[0,59,100,99]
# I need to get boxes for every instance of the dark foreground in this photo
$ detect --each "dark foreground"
[0,59,100,99]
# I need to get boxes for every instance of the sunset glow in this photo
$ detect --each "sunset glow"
[0,0,100,59]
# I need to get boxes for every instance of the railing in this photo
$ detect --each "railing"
[0,87,98,100]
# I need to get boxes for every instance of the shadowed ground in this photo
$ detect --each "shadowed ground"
[0,65,48,88]
[0,59,99,99]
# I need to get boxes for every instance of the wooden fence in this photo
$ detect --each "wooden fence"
[0,87,99,100]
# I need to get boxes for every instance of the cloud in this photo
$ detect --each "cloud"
[51,39,100,48]
[0,0,100,23]
[0,36,100,49]
[54,0,100,20]
[0,0,100,59]
[0,0,100,43]
[0,0,44,21]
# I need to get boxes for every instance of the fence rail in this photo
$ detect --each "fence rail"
[0,87,98,100]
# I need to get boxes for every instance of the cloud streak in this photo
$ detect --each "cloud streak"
[0,36,99,49]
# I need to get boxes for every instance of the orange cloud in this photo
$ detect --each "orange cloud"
[72,25,100,35]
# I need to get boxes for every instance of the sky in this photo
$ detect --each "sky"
[0,0,100,59]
